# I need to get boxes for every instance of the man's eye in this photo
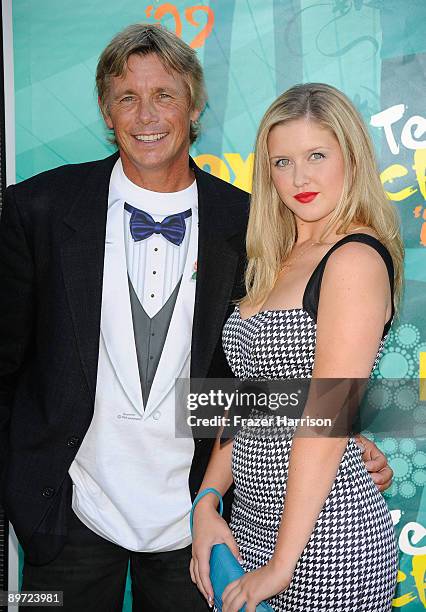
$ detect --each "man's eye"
[158,93,171,99]
[121,96,135,103]
[311,152,325,160]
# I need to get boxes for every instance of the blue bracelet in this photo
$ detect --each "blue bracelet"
[190,487,224,535]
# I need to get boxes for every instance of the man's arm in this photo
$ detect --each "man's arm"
[0,185,35,475]
[356,434,393,492]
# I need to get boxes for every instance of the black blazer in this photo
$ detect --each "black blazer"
[0,153,249,564]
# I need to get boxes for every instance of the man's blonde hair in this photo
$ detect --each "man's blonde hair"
[96,23,207,143]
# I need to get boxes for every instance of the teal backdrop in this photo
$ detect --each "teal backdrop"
[11,0,426,609]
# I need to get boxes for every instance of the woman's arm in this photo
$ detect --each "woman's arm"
[272,241,391,571]
[222,242,392,611]
[194,435,234,511]
[191,436,237,606]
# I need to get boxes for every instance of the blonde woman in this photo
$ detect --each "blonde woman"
[190,83,402,611]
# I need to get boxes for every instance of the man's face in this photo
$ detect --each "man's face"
[103,53,200,186]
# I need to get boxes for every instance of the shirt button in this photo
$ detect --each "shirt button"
[150,294,154,298]
[153,411,161,420]
[42,487,55,498]
[149,355,154,360]
[154,248,158,252]
[151,332,155,337]
[153,271,157,275]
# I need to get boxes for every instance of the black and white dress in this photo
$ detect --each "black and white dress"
[222,234,398,611]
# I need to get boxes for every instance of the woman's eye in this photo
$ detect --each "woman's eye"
[311,152,325,160]
[275,158,290,167]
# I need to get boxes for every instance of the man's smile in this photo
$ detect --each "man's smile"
[134,132,168,142]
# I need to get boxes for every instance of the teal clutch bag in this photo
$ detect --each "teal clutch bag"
[190,488,274,612]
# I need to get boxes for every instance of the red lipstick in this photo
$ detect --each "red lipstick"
[294,192,319,204]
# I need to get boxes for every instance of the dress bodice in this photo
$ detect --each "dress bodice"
[222,234,394,381]
[223,306,316,379]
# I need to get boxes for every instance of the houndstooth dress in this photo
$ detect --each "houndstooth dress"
[221,235,398,611]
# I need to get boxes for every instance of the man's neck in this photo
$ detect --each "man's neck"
[120,156,195,193]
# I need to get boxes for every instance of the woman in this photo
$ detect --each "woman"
[190,83,402,611]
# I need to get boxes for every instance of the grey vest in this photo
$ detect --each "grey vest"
[128,278,181,406]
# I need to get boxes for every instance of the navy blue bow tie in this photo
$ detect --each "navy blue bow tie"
[124,203,192,246]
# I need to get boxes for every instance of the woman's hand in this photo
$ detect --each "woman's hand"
[222,558,292,612]
[190,501,241,607]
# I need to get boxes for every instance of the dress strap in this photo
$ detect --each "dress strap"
[302,233,395,337]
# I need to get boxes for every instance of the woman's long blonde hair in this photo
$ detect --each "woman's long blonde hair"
[243,83,404,308]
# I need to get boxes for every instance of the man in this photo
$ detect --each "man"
[0,23,392,611]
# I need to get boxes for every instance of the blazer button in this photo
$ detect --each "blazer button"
[42,487,55,498]
[67,436,80,448]
[152,411,161,420]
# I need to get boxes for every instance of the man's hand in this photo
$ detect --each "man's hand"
[355,434,393,492]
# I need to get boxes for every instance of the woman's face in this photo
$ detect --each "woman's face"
[267,117,346,226]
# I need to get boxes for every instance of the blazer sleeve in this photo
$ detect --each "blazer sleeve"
[0,185,35,474]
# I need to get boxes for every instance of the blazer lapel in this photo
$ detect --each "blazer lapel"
[101,199,144,414]
[60,152,119,401]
